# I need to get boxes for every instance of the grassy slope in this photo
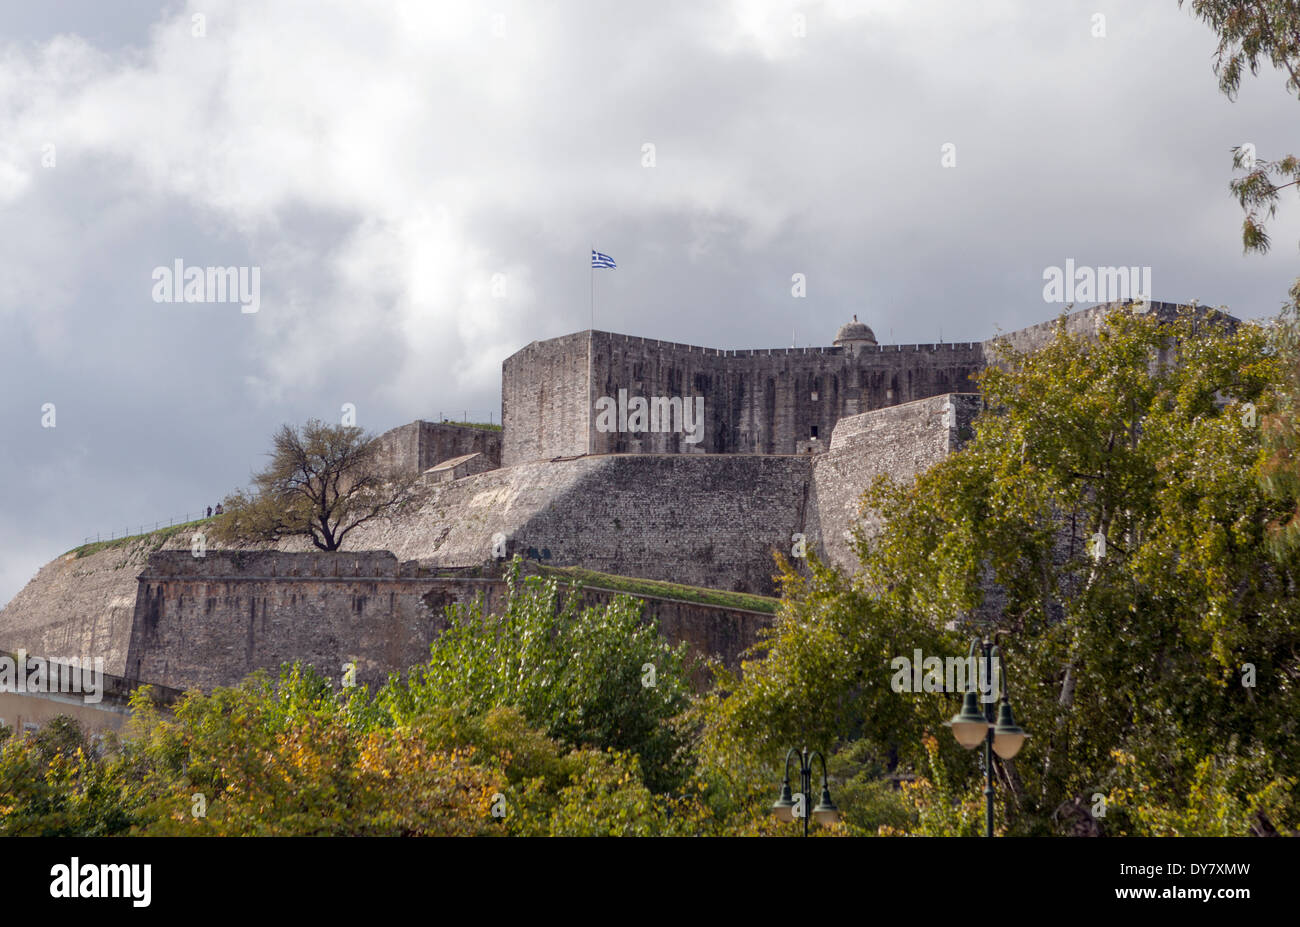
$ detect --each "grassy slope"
[536,565,779,614]
[438,420,502,432]
[60,521,778,613]
[65,518,215,559]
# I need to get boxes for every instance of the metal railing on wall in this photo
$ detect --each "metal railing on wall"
[82,512,216,547]
[433,411,497,425]
[81,414,502,547]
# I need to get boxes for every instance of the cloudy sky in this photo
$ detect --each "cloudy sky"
[1,0,1298,605]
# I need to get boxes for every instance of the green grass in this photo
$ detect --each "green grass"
[437,420,502,432]
[60,519,779,616]
[66,518,215,559]
[536,565,780,614]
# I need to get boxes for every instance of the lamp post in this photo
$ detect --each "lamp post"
[770,746,839,836]
[946,637,1029,837]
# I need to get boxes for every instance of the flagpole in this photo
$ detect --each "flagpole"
[590,247,595,331]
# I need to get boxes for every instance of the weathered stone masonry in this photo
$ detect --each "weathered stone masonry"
[0,301,1234,694]
[502,328,984,464]
[499,301,1206,466]
[374,420,502,477]
[124,551,773,690]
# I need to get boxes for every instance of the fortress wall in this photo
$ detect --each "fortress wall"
[982,301,1200,358]
[0,536,175,677]
[325,457,607,567]
[516,454,813,594]
[809,394,982,571]
[502,332,592,465]
[273,453,812,595]
[414,422,501,470]
[578,331,984,458]
[374,421,502,477]
[6,454,793,671]
[122,552,772,691]
[848,344,983,418]
[125,551,468,691]
[587,334,743,455]
[373,421,420,476]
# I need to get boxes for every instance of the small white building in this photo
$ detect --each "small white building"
[424,452,494,483]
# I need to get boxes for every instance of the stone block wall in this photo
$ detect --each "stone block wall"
[327,452,816,595]
[515,454,813,594]
[808,394,983,570]
[373,421,502,477]
[124,551,488,691]
[980,300,1228,359]
[504,329,983,462]
[0,538,160,677]
[120,552,773,692]
[502,331,593,465]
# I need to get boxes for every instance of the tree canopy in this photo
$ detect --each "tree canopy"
[213,419,413,551]
[706,307,1300,835]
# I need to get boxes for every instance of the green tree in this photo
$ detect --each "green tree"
[378,558,695,793]
[707,307,1300,835]
[1181,0,1300,254]
[1180,2,1300,554]
[0,672,724,837]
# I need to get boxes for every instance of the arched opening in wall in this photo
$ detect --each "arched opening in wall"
[888,373,899,404]
[692,370,715,453]
[724,372,743,453]
[730,371,751,452]
[537,383,547,450]
[810,374,823,440]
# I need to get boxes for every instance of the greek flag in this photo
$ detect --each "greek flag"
[591,250,616,269]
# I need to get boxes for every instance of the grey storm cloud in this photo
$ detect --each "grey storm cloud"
[1,0,1298,605]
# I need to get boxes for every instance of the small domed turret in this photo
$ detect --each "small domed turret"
[834,315,877,353]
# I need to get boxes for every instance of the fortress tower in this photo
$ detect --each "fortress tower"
[500,317,986,464]
[500,301,1224,466]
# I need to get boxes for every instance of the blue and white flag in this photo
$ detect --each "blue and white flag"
[591,250,616,269]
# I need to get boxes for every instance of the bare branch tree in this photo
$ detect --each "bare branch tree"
[214,419,415,551]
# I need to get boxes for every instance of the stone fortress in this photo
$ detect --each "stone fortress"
[0,300,1219,708]
[502,315,983,461]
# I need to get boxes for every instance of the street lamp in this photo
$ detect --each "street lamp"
[945,637,1029,837]
[771,746,839,836]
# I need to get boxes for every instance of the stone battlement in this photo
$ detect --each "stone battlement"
[573,330,983,357]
